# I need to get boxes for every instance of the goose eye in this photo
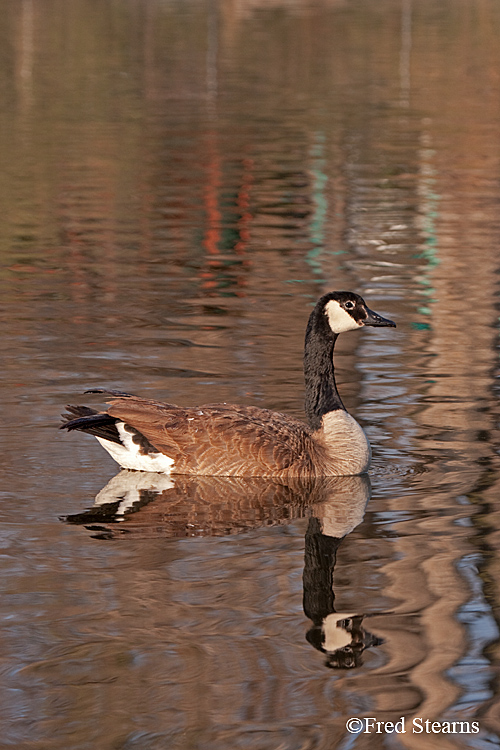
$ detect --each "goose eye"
[344,300,355,310]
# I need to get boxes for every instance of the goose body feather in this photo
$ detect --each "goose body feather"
[85,398,370,478]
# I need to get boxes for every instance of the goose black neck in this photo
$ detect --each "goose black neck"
[304,306,345,431]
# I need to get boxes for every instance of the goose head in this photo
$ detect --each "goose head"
[322,291,396,334]
[303,291,396,432]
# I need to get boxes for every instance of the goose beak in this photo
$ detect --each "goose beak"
[363,307,396,328]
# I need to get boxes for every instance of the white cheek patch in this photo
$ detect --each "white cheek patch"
[323,612,357,652]
[325,300,361,333]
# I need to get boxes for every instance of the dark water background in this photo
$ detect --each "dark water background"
[1,1,500,748]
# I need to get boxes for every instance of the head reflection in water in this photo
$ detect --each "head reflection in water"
[302,512,382,669]
[305,609,382,669]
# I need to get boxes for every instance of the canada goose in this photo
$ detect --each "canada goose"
[61,291,395,478]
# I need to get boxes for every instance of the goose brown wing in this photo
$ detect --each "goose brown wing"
[106,397,314,476]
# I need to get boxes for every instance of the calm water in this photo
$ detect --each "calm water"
[1,0,500,747]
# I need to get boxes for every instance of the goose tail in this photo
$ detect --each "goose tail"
[60,405,121,445]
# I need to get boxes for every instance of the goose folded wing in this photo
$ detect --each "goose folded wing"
[106,397,314,476]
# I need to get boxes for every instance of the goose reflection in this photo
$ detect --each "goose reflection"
[64,471,380,667]
[63,471,369,539]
